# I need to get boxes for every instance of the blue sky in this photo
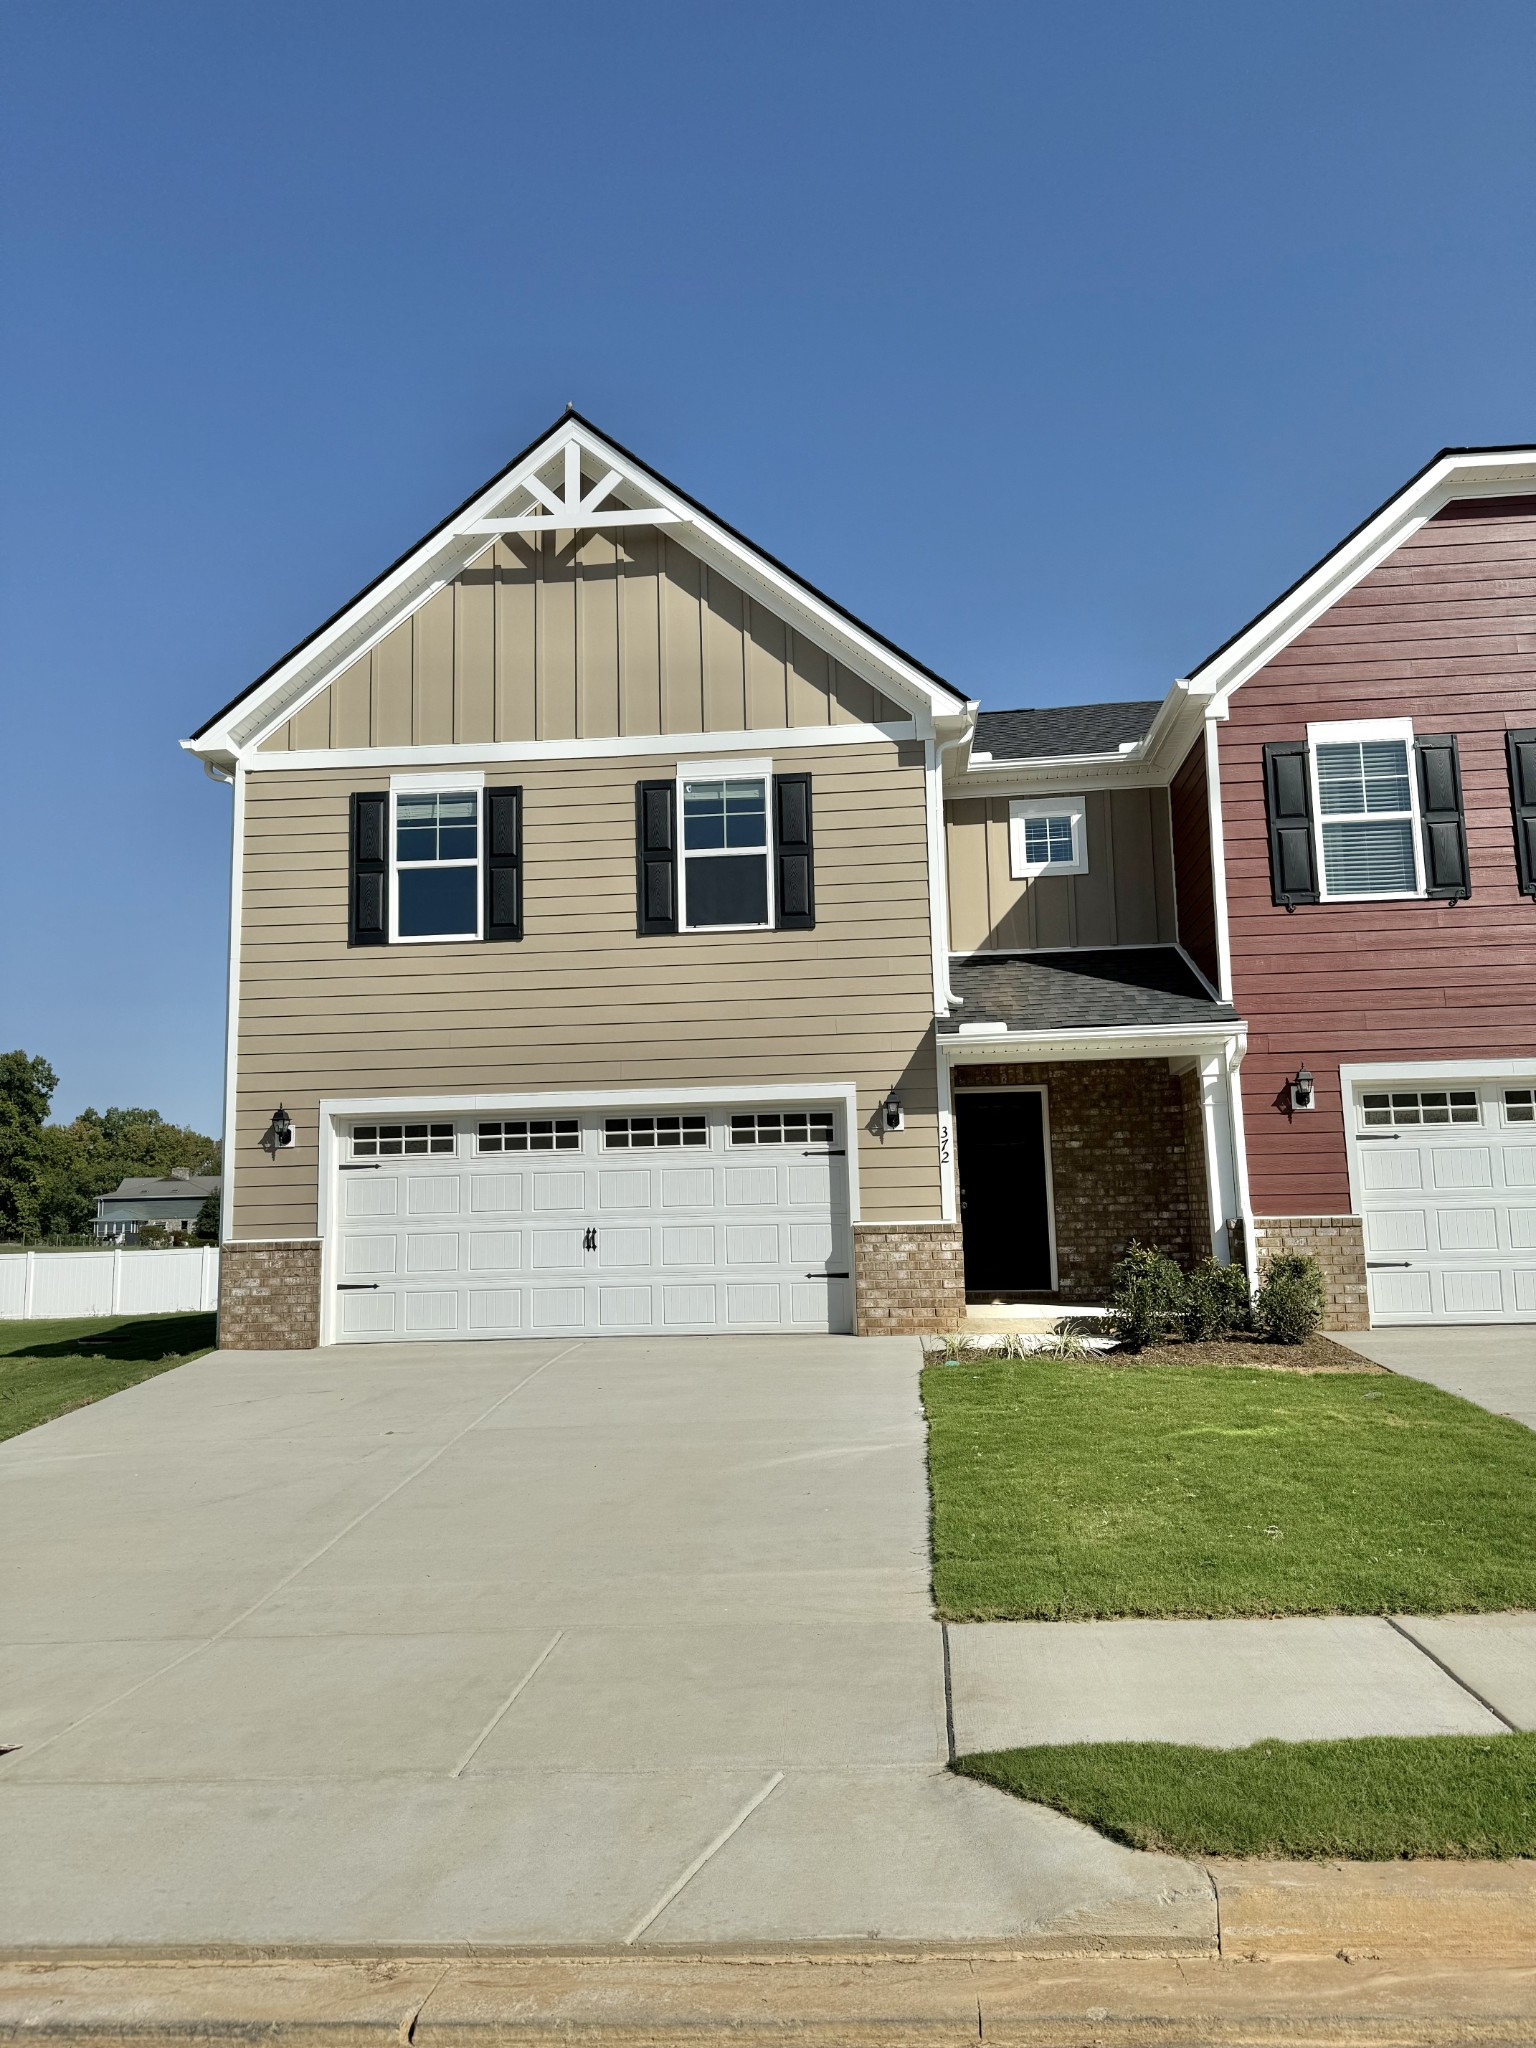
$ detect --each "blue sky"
[3,1,1533,1134]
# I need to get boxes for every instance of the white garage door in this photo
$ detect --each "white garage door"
[331,1104,851,1342]
[1356,1079,1536,1324]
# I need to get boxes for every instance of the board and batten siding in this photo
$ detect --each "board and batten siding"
[944,787,1177,954]
[1169,737,1219,991]
[1221,494,1536,1215]
[260,528,903,752]
[232,738,940,1240]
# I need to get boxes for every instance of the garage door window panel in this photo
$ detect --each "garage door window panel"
[1360,1091,1480,1128]
[478,1120,579,1153]
[1504,1090,1536,1125]
[604,1116,708,1148]
[393,791,481,941]
[730,1111,836,1146]
[352,1123,456,1158]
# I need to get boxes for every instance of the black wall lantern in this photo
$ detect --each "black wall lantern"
[1289,1066,1316,1113]
[881,1088,905,1133]
[260,1104,296,1155]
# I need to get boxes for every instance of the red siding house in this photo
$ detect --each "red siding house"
[940,446,1536,1331]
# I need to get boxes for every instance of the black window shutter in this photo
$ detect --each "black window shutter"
[636,780,677,935]
[1261,742,1319,909]
[1508,728,1536,898]
[773,773,815,930]
[484,787,523,941]
[349,792,388,946]
[1415,735,1471,901]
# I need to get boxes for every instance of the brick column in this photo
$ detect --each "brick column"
[1252,1215,1369,1331]
[218,1240,323,1350]
[852,1222,967,1335]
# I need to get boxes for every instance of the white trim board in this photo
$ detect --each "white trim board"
[940,1024,1247,1063]
[240,721,916,774]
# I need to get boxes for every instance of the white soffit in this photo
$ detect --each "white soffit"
[186,417,973,762]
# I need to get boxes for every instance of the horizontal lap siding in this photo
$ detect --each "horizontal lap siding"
[1221,495,1536,1214]
[260,529,902,749]
[233,740,940,1238]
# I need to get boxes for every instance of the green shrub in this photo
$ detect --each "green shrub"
[1107,1243,1184,1352]
[1256,1253,1326,1345]
[1180,1257,1253,1341]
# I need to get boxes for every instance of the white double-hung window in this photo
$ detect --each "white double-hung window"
[1008,796,1087,879]
[391,772,483,941]
[1307,720,1422,900]
[679,759,773,929]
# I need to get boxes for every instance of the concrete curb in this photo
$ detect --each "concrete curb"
[2,1862,1532,2045]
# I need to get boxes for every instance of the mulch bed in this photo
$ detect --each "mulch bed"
[1116,1333,1385,1373]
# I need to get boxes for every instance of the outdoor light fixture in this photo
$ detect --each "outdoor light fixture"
[260,1104,296,1155]
[1289,1067,1316,1113]
[881,1089,905,1133]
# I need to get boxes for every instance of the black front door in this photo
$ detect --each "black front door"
[955,1090,1053,1293]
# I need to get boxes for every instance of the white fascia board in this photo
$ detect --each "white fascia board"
[1188,451,1536,711]
[240,721,916,775]
[188,419,971,763]
[939,1023,1246,1063]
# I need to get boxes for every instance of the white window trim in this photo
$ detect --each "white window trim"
[677,758,776,934]
[1305,718,1424,903]
[1008,795,1088,879]
[388,785,484,945]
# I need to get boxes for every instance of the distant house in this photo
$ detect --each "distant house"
[94,1171,220,1244]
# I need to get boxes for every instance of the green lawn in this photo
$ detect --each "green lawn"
[0,1313,216,1443]
[923,1356,1536,1619]
[954,1734,1536,1859]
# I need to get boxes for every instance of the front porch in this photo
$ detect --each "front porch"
[939,949,1249,1310]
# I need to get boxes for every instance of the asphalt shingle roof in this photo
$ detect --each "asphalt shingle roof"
[942,949,1240,1034]
[973,701,1163,761]
[98,1176,221,1203]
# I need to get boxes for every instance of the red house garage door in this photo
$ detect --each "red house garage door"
[330,1105,851,1341]
[1354,1078,1536,1324]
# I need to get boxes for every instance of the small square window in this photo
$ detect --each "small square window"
[1008,798,1087,878]
[1504,1089,1535,1124]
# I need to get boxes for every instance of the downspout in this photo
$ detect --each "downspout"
[929,724,973,1014]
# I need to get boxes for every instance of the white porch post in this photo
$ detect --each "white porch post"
[1195,1040,1246,1269]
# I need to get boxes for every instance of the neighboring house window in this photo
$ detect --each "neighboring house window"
[730,1110,836,1146]
[1008,797,1087,879]
[1308,721,1420,899]
[352,1123,455,1157]
[1359,1090,1479,1128]
[680,770,772,929]
[604,1116,708,1148]
[477,1119,579,1152]
[393,789,481,940]
[1504,1089,1535,1124]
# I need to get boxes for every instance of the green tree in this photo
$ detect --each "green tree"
[0,1051,59,1239]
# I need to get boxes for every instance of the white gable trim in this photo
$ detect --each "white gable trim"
[185,416,973,766]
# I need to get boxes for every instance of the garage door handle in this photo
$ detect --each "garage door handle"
[336,1283,380,1290]
[583,1228,597,1251]
[1366,1262,1411,1269]
[819,1272,849,1280]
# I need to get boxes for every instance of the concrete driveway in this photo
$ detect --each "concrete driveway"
[1337,1326,1536,1430]
[0,1336,1208,1951]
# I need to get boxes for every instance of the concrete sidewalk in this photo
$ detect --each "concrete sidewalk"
[948,1611,1536,1752]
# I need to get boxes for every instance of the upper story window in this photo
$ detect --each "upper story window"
[394,788,481,940]
[1310,723,1420,899]
[1008,796,1087,879]
[680,769,772,929]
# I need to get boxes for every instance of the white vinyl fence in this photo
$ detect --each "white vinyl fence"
[0,1246,219,1320]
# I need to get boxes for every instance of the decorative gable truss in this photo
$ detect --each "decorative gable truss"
[186,412,973,769]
